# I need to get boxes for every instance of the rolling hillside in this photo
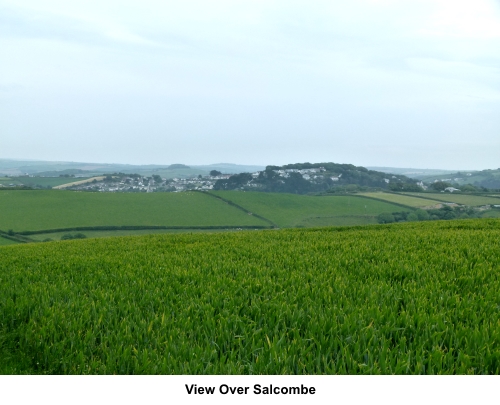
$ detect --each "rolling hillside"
[211,191,403,228]
[0,190,408,241]
[0,190,268,233]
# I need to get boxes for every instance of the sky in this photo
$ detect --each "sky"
[1,0,499,169]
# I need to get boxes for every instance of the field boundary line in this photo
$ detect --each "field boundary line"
[329,194,417,211]
[399,192,500,204]
[0,230,33,243]
[199,191,279,228]
[17,224,273,236]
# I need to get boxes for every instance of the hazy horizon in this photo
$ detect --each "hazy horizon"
[0,156,484,173]
[2,0,499,170]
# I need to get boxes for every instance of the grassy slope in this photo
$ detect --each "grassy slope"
[358,192,442,208]
[403,193,500,206]
[1,219,499,374]
[0,177,90,188]
[211,191,404,227]
[418,169,500,185]
[0,236,18,245]
[481,210,500,218]
[0,190,267,232]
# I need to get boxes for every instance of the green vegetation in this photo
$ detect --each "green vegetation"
[0,236,18,246]
[378,206,483,224]
[358,192,440,208]
[214,162,420,194]
[1,219,499,374]
[0,190,267,232]
[28,228,245,242]
[296,216,378,227]
[211,191,403,228]
[480,210,500,218]
[60,233,87,240]
[418,168,500,189]
[0,176,90,188]
[403,193,500,207]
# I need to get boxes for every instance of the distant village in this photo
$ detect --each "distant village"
[63,172,231,193]
[1,163,488,194]
[65,168,336,193]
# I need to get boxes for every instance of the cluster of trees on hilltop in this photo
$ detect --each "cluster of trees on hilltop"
[214,162,420,194]
[377,205,483,224]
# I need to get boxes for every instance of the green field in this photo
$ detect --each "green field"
[211,191,403,227]
[0,177,89,188]
[358,192,442,208]
[0,190,412,238]
[0,190,267,232]
[403,193,500,206]
[480,210,500,218]
[1,219,499,374]
[28,228,250,241]
[0,236,17,246]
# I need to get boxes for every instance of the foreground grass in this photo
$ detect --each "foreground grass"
[1,219,499,374]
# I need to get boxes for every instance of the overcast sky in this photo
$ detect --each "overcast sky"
[1,0,499,169]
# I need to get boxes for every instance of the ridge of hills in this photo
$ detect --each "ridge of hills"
[0,158,264,178]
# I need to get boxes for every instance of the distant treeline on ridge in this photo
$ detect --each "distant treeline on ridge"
[213,162,420,194]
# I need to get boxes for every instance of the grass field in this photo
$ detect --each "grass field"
[28,228,251,241]
[0,177,90,188]
[358,192,442,208]
[1,219,499,374]
[0,236,17,246]
[480,210,500,218]
[403,193,500,206]
[0,190,267,232]
[211,191,403,227]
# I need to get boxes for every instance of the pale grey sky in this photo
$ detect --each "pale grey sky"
[1,0,499,169]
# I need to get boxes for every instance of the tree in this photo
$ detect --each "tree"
[461,184,478,193]
[210,170,222,176]
[429,181,452,191]
[407,212,418,221]
[377,213,395,224]
[415,209,430,221]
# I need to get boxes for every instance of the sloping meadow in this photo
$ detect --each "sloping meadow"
[1,219,499,374]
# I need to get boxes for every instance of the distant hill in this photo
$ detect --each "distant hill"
[0,159,265,178]
[366,167,465,178]
[418,168,500,189]
[214,162,421,194]
[167,164,191,169]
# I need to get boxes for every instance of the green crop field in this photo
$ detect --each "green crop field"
[358,192,442,208]
[1,219,499,374]
[403,193,500,206]
[211,191,403,227]
[0,190,267,232]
